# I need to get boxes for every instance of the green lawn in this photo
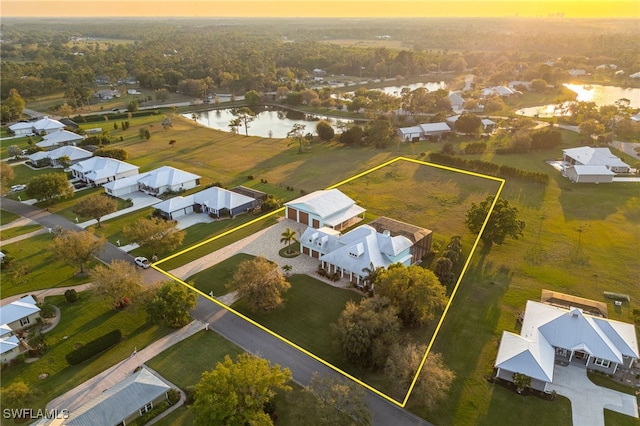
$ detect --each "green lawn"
[0,292,173,422]
[231,274,363,371]
[1,209,21,225]
[0,224,42,240]
[188,253,256,296]
[0,233,94,297]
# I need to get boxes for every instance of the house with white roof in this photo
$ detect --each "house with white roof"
[0,295,41,333]
[481,86,517,97]
[59,367,171,426]
[36,130,85,150]
[495,299,639,392]
[285,189,365,231]
[448,92,465,113]
[93,89,120,100]
[301,224,413,287]
[136,166,201,196]
[70,157,139,186]
[28,146,93,168]
[9,117,65,136]
[396,122,452,141]
[104,166,200,198]
[154,186,257,219]
[562,146,630,183]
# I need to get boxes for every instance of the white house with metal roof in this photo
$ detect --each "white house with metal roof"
[70,157,139,186]
[62,367,171,426]
[28,146,93,168]
[9,117,65,136]
[36,130,85,150]
[136,166,201,196]
[301,224,413,286]
[495,300,639,392]
[562,146,630,183]
[285,189,365,231]
[396,122,452,141]
[0,295,41,333]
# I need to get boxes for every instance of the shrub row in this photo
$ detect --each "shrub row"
[428,152,549,184]
[72,109,160,123]
[464,142,487,155]
[66,329,122,365]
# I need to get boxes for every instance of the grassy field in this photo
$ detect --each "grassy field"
[0,292,172,422]
[188,253,256,296]
[0,233,95,297]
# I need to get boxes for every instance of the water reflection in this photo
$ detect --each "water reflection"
[187,106,355,138]
[517,84,640,117]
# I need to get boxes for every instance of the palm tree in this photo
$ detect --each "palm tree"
[280,227,297,254]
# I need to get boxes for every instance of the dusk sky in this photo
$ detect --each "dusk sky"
[1,0,638,18]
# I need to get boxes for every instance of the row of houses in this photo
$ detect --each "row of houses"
[396,115,497,142]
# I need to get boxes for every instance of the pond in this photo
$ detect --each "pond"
[186,107,357,138]
[340,81,447,98]
[516,83,640,117]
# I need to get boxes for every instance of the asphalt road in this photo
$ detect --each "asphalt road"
[0,197,429,425]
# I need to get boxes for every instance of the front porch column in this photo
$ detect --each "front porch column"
[613,363,618,374]
[586,354,591,366]
[340,268,344,278]
[568,351,574,362]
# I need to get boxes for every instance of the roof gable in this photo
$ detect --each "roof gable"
[285,189,357,220]
[495,331,555,382]
[65,368,170,426]
[136,166,200,189]
[0,296,40,327]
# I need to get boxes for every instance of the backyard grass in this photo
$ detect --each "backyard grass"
[587,371,638,395]
[1,209,21,225]
[0,233,94,297]
[0,224,42,240]
[0,292,173,423]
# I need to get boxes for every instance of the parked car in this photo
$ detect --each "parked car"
[11,184,26,192]
[134,257,151,269]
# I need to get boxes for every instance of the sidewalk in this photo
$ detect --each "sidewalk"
[47,320,204,413]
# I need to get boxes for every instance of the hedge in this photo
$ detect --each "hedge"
[428,152,549,184]
[72,109,161,123]
[66,329,122,365]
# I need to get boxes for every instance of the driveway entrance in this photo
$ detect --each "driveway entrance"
[547,365,639,426]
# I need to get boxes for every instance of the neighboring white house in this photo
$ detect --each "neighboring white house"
[301,224,413,287]
[36,130,86,150]
[70,157,139,186]
[629,72,640,79]
[285,189,366,231]
[154,186,257,219]
[28,146,93,167]
[508,80,532,90]
[562,146,630,183]
[9,117,65,136]
[396,122,452,141]
[60,367,171,426]
[93,89,120,99]
[0,295,41,333]
[495,299,639,392]
[136,166,201,196]
[481,86,517,97]
[448,91,465,113]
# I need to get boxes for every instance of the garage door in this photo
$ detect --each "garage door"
[302,246,310,255]
[287,207,297,221]
[171,206,193,219]
[311,250,319,259]
[312,219,320,228]
[299,211,309,225]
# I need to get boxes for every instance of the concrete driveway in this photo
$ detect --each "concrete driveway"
[547,365,639,426]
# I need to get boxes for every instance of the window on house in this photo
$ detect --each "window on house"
[20,317,30,326]
[593,358,611,368]
[139,402,153,416]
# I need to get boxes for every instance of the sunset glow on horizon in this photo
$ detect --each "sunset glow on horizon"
[1,0,638,19]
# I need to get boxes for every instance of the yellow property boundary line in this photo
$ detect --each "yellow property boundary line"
[152,156,505,407]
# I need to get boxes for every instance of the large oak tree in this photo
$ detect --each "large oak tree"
[465,196,525,246]
[123,217,185,257]
[26,173,74,203]
[73,193,117,228]
[229,256,290,312]
[146,281,197,328]
[194,353,292,426]
[52,229,105,275]
[90,259,145,307]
